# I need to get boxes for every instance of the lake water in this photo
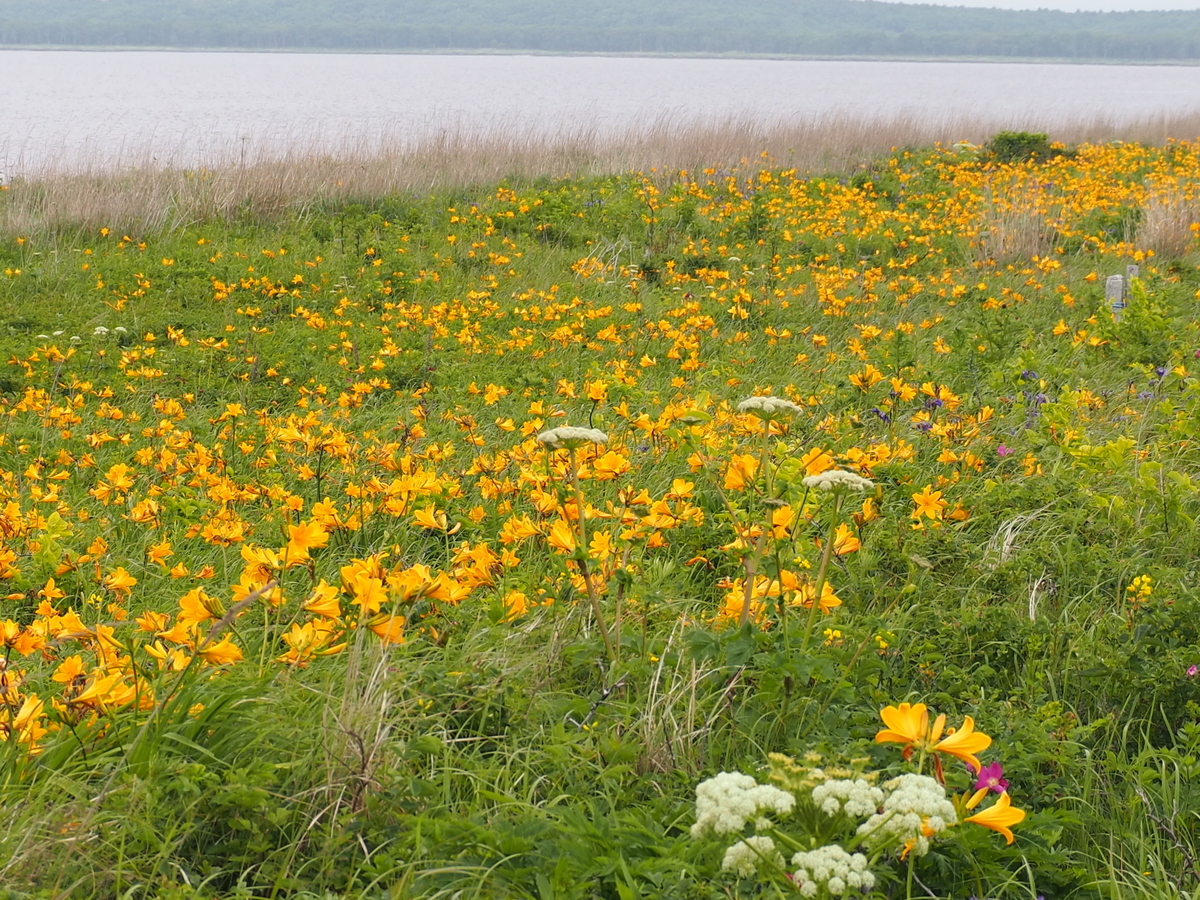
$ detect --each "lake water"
[4,49,1200,172]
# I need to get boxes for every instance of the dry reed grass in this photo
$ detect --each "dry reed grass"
[1137,180,1200,258]
[5,109,1200,236]
[976,181,1062,263]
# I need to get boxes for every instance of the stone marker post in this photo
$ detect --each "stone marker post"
[1106,274,1126,323]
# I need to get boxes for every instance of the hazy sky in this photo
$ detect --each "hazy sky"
[880,0,1200,8]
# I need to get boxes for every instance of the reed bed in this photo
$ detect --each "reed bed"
[5,108,1200,235]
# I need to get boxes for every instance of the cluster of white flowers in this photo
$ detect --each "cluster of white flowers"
[790,844,875,897]
[857,773,957,858]
[737,395,803,418]
[802,469,875,493]
[721,835,784,877]
[811,778,884,818]
[691,772,796,837]
[35,331,80,342]
[536,426,608,448]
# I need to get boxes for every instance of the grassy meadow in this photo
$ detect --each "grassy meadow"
[0,127,1199,899]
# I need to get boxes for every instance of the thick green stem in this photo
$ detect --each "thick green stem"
[569,448,616,664]
[799,493,843,653]
[737,527,769,629]
[759,422,774,499]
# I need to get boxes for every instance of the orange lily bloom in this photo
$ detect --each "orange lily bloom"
[964,791,1025,844]
[934,716,992,772]
[877,702,939,749]
[876,703,992,772]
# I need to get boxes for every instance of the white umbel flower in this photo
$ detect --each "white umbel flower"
[721,835,784,877]
[802,469,875,493]
[811,778,884,818]
[692,771,796,837]
[737,396,803,418]
[791,844,875,896]
[536,425,608,449]
[857,773,957,858]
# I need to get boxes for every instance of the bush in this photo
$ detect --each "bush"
[988,131,1053,164]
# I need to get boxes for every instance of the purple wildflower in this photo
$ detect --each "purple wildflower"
[974,761,1009,794]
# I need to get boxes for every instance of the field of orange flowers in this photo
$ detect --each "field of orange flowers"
[0,137,1199,898]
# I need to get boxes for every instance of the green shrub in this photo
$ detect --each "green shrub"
[988,131,1053,164]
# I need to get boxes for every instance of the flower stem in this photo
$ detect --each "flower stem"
[569,448,616,664]
[799,493,843,653]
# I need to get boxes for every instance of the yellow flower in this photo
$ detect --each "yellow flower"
[303,579,342,618]
[412,506,453,532]
[799,447,835,477]
[876,702,993,772]
[196,636,242,666]
[831,523,861,555]
[849,365,884,390]
[546,518,577,554]
[911,485,947,521]
[934,716,992,772]
[286,519,330,561]
[103,566,137,598]
[368,613,405,644]
[877,702,935,750]
[723,454,759,491]
[964,791,1025,844]
[502,590,530,621]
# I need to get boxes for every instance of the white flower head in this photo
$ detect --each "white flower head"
[721,835,783,877]
[857,773,957,858]
[802,468,875,493]
[791,845,875,896]
[536,425,608,449]
[811,778,885,818]
[692,771,795,838]
[737,395,803,420]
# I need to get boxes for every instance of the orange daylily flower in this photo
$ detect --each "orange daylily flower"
[876,702,993,772]
[197,636,243,666]
[964,791,1025,844]
[934,716,993,772]
[911,485,947,522]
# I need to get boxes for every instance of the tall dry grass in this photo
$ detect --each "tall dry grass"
[977,181,1062,263]
[1137,179,1200,258]
[5,110,1200,236]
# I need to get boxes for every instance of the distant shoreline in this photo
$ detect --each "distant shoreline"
[1,43,1199,66]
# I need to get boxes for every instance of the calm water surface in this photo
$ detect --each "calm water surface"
[4,49,1200,171]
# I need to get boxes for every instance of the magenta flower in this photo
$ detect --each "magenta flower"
[1188,664,1198,677]
[974,761,1009,794]
[997,444,1014,458]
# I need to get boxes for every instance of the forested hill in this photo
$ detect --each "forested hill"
[3,0,1200,61]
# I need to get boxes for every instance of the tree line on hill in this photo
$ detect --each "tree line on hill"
[3,0,1200,60]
